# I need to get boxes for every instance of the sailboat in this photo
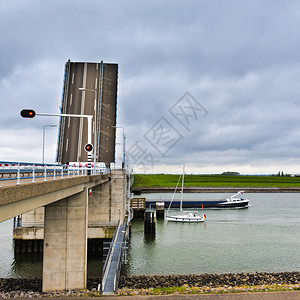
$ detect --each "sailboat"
[165,166,206,223]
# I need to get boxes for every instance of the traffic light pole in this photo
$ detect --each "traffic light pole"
[37,113,93,147]
[36,112,93,174]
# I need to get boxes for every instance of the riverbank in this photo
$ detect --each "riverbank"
[132,186,300,194]
[1,272,299,297]
[118,272,300,289]
[132,174,300,193]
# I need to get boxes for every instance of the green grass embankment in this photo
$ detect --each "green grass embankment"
[132,174,300,188]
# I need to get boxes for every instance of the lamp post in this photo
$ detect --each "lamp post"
[42,125,57,164]
[21,109,93,174]
[112,126,126,169]
[79,88,98,166]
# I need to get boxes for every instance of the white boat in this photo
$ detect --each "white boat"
[165,166,206,223]
[166,212,206,223]
[218,191,250,208]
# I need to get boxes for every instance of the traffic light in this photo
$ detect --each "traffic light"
[84,143,93,152]
[20,109,36,118]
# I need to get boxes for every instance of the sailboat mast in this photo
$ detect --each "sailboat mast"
[180,165,185,214]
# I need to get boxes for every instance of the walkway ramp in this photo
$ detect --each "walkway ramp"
[101,221,127,294]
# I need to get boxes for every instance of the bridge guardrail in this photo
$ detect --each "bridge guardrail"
[101,220,120,292]
[0,161,108,186]
[88,221,118,228]
[13,221,44,228]
[13,220,118,229]
[113,225,127,294]
[101,219,129,294]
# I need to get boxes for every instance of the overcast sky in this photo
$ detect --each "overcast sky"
[1,0,300,174]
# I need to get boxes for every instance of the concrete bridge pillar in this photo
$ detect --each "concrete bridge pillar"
[88,169,126,224]
[89,181,111,223]
[110,169,126,222]
[42,188,88,292]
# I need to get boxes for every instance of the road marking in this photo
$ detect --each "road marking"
[96,63,98,70]
[77,63,87,160]
[70,94,73,106]
[66,139,69,152]
[68,117,70,128]
[93,121,95,134]
[72,73,74,84]
[95,77,98,89]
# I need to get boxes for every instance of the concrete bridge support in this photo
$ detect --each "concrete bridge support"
[88,169,126,225]
[43,188,88,292]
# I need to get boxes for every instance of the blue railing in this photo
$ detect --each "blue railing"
[13,221,44,228]
[0,161,108,185]
[13,220,118,229]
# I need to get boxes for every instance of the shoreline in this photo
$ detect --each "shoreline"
[132,186,300,194]
[118,272,300,289]
[1,272,300,297]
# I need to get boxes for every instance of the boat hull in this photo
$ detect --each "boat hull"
[147,199,249,209]
[166,215,205,223]
[218,199,249,208]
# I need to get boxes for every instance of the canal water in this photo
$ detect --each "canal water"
[0,193,300,278]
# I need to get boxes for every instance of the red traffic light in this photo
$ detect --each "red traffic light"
[84,143,93,152]
[20,109,36,118]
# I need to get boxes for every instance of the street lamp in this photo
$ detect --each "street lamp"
[79,88,98,166]
[42,125,57,164]
[112,126,126,169]
[21,109,93,174]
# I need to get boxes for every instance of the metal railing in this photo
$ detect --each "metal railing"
[88,221,118,228]
[13,221,44,228]
[112,228,127,293]
[101,216,130,294]
[0,161,108,186]
[13,220,118,229]
[101,220,121,292]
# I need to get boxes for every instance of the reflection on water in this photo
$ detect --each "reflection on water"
[144,232,156,243]
[87,252,104,278]
[9,252,105,279]
[0,219,14,278]
[9,247,105,279]
[11,253,43,279]
[0,217,105,278]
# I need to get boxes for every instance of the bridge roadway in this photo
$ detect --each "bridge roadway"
[0,173,108,223]
[57,61,118,165]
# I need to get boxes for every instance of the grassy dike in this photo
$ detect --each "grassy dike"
[118,284,300,296]
[132,174,300,188]
[117,272,300,296]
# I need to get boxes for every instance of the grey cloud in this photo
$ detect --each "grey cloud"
[1,0,300,173]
